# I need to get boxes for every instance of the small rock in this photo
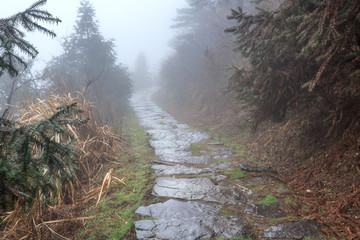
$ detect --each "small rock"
[245,204,286,219]
[212,175,228,182]
[263,220,320,238]
[207,142,224,146]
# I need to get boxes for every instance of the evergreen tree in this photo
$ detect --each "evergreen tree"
[133,52,151,91]
[226,0,360,127]
[0,2,78,210]
[43,0,132,125]
[159,0,238,96]
[0,0,61,77]
[74,0,99,38]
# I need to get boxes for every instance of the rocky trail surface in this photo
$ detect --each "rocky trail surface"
[130,88,321,240]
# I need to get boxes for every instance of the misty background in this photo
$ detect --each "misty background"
[1,0,359,239]
[0,0,187,72]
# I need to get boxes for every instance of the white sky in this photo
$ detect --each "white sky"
[0,0,187,72]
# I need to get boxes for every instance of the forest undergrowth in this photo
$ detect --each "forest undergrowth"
[0,93,130,239]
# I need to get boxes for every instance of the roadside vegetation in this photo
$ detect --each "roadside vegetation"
[0,1,133,239]
[258,195,279,205]
[78,114,157,239]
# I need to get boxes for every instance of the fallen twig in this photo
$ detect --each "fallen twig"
[37,216,95,226]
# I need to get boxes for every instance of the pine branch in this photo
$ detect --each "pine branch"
[0,0,61,77]
[28,0,48,10]
[0,103,86,210]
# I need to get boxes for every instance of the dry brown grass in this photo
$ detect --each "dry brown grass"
[1,92,128,239]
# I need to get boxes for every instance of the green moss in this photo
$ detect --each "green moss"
[219,208,233,216]
[269,216,296,223]
[77,113,158,239]
[258,194,279,204]
[224,168,245,179]
[190,142,209,156]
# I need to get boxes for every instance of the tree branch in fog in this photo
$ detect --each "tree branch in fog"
[0,0,61,77]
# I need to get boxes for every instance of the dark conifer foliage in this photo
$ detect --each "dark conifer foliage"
[226,0,360,127]
[0,103,87,210]
[0,0,61,77]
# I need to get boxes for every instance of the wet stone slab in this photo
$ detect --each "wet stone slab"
[135,216,252,240]
[135,199,253,240]
[159,154,213,164]
[152,177,248,204]
[245,204,287,219]
[135,199,221,219]
[151,164,213,176]
[263,220,320,238]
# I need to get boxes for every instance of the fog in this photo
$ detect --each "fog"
[0,0,187,71]
[1,1,358,239]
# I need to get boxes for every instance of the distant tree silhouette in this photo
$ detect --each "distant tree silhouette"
[133,52,151,91]
[43,0,132,127]
[159,0,238,97]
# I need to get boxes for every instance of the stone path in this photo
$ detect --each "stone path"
[130,88,321,240]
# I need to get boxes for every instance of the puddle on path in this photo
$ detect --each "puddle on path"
[131,88,321,239]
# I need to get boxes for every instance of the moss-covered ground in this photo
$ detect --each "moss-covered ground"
[77,113,158,239]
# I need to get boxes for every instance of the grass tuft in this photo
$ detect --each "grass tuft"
[224,168,246,179]
[258,194,279,204]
